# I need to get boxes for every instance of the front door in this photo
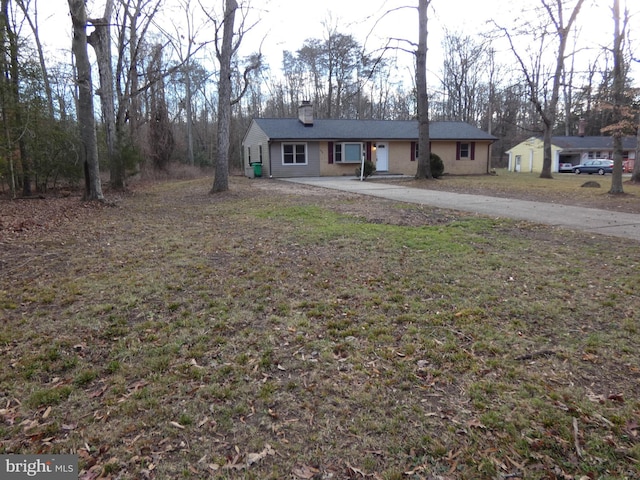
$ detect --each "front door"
[376,143,388,172]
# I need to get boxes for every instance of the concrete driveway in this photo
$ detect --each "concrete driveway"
[282,176,640,242]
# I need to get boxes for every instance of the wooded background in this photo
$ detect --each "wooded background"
[1,0,638,197]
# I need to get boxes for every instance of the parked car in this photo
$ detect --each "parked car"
[572,159,614,175]
[558,162,574,173]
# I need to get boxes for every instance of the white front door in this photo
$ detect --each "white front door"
[376,143,388,171]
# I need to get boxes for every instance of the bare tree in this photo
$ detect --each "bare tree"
[440,32,487,124]
[210,0,237,193]
[68,0,104,200]
[167,0,210,166]
[414,0,431,179]
[498,0,585,178]
[147,44,174,170]
[114,0,163,163]
[206,0,261,193]
[88,0,119,188]
[15,0,54,119]
[605,0,628,194]
[1,0,33,196]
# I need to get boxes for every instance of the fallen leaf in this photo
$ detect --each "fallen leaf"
[190,358,205,369]
[347,462,367,477]
[608,393,624,403]
[89,384,108,398]
[127,379,149,391]
[467,418,486,429]
[246,444,275,466]
[170,421,186,429]
[292,464,320,479]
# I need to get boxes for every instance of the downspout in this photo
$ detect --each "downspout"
[268,141,273,178]
[529,148,534,172]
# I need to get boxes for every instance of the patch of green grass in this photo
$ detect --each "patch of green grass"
[74,369,98,387]
[27,386,73,408]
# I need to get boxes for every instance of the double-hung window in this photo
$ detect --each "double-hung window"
[456,141,475,160]
[334,142,363,163]
[282,143,307,165]
[459,143,470,159]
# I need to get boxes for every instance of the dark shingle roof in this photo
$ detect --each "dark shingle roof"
[253,118,497,141]
[552,136,637,150]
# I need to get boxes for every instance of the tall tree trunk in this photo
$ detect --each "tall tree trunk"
[68,0,104,201]
[185,60,195,165]
[415,0,431,179]
[211,0,237,193]
[609,0,624,194]
[2,0,31,196]
[88,0,122,189]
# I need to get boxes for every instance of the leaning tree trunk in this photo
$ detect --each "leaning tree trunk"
[414,0,431,179]
[68,0,104,201]
[211,0,237,193]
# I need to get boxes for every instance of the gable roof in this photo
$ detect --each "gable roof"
[551,136,637,150]
[253,118,497,142]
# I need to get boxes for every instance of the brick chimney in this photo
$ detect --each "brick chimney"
[578,118,586,137]
[298,100,314,126]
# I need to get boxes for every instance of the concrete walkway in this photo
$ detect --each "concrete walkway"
[282,176,640,242]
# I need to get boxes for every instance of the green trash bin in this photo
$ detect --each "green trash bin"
[252,162,262,178]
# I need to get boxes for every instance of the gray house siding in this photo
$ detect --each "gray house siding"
[243,122,271,177]
[269,141,321,178]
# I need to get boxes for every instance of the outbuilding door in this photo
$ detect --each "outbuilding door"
[376,143,388,171]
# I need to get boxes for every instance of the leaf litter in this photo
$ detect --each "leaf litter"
[1,176,639,479]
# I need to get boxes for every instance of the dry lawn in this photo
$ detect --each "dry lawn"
[382,170,640,214]
[1,173,639,480]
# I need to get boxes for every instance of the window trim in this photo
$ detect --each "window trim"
[334,142,364,164]
[282,142,308,166]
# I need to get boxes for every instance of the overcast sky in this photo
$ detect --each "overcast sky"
[34,0,640,86]
[240,0,639,83]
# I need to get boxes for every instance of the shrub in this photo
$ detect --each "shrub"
[430,153,444,178]
[356,160,376,179]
